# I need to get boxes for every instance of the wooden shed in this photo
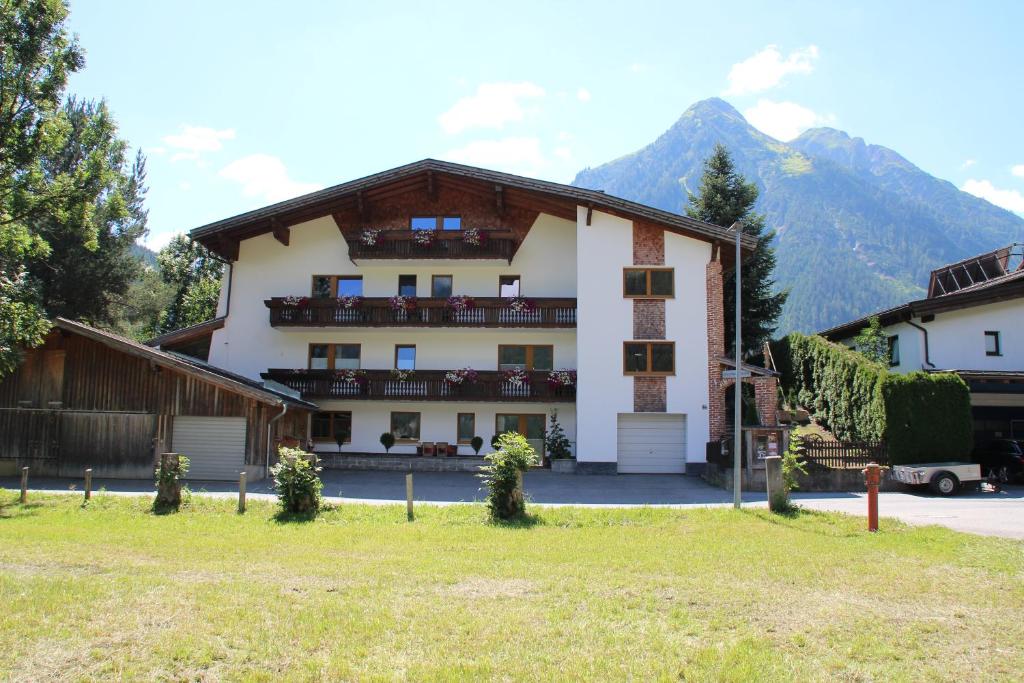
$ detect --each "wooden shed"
[0,318,314,480]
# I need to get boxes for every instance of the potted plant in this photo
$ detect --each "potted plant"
[380,432,395,454]
[361,228,382,246]
[443,367,478,392]
[471,436,484,455]
[391,368,416,382]
[461,228,487,246]
[506,296,536,313]
[545,410,575,473]
[412,229,436,248]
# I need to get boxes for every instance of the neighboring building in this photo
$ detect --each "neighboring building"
[820,244,1024,443]
[0,319,314,480]
[186,159,758,474]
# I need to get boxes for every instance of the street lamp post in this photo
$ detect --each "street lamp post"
[730,221,743,509]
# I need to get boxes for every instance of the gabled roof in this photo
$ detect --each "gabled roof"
[146,317,225,349]
[189,159,756,257]
[55,318,317,411]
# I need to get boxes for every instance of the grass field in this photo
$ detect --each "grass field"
[0,491,1021,681]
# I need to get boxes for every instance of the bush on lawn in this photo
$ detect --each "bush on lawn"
[153,453,189,513]
[271,447,323,515]
[771,333,973,464]
[479,432,538,520]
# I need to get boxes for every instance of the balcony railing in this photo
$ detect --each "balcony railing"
[262,369,576,403]
[266,297,577,328]
[345,230,516,262]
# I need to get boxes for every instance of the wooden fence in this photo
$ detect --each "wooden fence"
[800,435,888,469]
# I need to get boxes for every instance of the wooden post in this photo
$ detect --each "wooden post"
[764,455,785,512]
[238,471,247,513]
[863,462,881,532]
[19,467,28,504]
[406,473,414,521]
[83,468,93,502]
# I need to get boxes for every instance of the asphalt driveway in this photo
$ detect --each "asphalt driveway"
[3,471,1022,540]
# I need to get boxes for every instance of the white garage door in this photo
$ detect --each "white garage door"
[172,416,247,481]
[617,414,687,474]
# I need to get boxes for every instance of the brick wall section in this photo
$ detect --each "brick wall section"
[707,255,726,440]
[633,221,667,411]
[634,376,667,412]
[633,299,665,339]
[632,221,665,265]
[753,376,779,426]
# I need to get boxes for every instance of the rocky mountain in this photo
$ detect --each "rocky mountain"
[573,98,1024,333]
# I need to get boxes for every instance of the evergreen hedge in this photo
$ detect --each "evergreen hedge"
[771,333,972,464]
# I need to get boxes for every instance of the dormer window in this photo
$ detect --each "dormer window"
[410,216,461,230]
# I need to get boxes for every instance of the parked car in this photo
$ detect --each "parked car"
[891,463,984,496]
[972,439,1024,483]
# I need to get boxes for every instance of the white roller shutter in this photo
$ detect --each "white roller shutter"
[173,416,247,481]
[617,414,687,474]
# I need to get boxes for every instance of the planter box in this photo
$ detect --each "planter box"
[550,458,577,474]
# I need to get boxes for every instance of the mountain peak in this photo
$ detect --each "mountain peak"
[681,97,745,121]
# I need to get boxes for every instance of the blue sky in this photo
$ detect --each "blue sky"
[65,0,1024,249]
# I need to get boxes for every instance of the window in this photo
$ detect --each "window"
[398,275,417,297]
[623,341,675,375]
[411,216,461,230]
[499,275,521,297]
[457,413,475,443]
[985,331,1002,356]
[888,335,900,366]
[312,275,363,298]
[623,268,674,297]
[395,345,416,370]
[498,345,553,371]
[312,411,351,443]
[308,344,361,370]
[431,275,453,298]
[391,411,421,440]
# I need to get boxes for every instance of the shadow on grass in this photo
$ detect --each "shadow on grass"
[272,509,319,524]
[0,498,44,518]
[742,506,870,538]
[487,513,542,529]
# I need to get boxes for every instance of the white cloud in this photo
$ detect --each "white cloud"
[553,146,572,161]
[961,159,976,170]
[219,154,322,203]
[442,137,546,175]
[141,229,179,252]
[162,125,235,162]
[576,87,592,103]
[628,63,651,73]
[961,179,1024,214]
[148,146,166,156]
[438,82,545,135]
[178,181,192,192]
[743,99,834,141]
[1012,164,1024,178]
[724,45,819,95]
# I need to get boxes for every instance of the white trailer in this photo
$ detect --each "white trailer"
[891,462,983,496]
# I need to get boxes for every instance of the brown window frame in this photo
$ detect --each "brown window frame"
[623,267,674,298]
[457,412,475,444]
[397,274,417,296]
[311,411,352,443]
[394,344,417,370]
[390,411,422,442]
[622,341,676,376]
[497,344,554,371]
[311,274,362,298]
[985,330,1002,357]
[431,274,454,298]
[307,343,361,371]
[498,274,521,297]
[410,215,462,231]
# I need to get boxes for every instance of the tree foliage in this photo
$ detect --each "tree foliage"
[479,432,538,520]
[853,316,889,364]
[0,0,86,374]
[156,234,223,333]
[685,143,787,354]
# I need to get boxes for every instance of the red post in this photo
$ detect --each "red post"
[863,462,881,532]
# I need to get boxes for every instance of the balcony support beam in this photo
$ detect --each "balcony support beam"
[271,219,290,246]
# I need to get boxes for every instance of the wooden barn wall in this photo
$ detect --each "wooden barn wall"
[0,331,309,471]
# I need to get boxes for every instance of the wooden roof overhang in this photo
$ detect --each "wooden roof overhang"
[189,159,755,265]
[145,317,225,349]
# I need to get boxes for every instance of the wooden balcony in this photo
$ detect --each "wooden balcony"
[344,230,516,262]
[266,297,577,328]
[262,369,576,403]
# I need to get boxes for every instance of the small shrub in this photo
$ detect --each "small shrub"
[782,431,808,494]
[380,432,395,454]
[271,447,323,515]
[153,454,189,513]
[478,432,538,520]
[544,410,572,460]
[490,434,502,449]
[470,436,484,454]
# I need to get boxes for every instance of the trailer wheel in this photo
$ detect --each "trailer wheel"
[930,472,959,496]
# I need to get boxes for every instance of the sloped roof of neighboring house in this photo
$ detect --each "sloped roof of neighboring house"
[188,158,756,258]
[146,317,225,350]
[54,318,317,410]
[818,245,1024,340]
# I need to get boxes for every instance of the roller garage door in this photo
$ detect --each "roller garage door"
[617,414,687,474]
[172,416,247,481]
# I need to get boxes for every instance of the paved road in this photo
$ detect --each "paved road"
[3,471,1021,540]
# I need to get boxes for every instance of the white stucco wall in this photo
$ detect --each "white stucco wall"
[575,208,712,466]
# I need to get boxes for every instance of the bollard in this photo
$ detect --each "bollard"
[764,455,786,512]
[83,468,92,502]
[20,467,28,504]
[238,471,247,514]
[406,473,414,521]
[863,462,881,532]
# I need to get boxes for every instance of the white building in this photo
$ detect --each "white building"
[171,160,754,475]
[820,244,1024,443]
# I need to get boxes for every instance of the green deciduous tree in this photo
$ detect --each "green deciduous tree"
[0,0,86,374]
[156,234,223,332]
[686,143,787,355]
[853,316,889,364]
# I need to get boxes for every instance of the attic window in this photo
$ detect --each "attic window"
[410,216,461,230]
